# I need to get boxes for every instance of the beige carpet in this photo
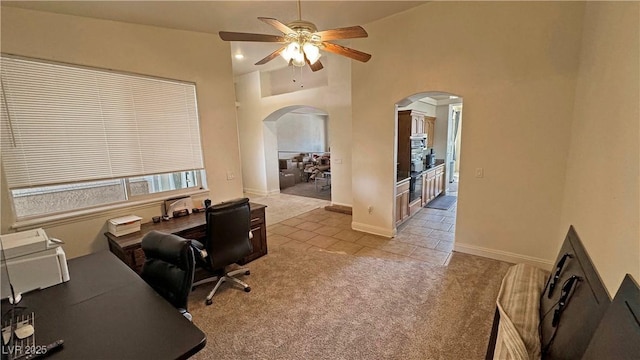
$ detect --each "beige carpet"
[189,246,511,360]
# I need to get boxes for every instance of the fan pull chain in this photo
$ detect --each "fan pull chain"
[299,66,304,88]
[290,65,304,89]
[297,0,302,20]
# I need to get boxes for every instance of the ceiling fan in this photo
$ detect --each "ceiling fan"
[218,0,371,72]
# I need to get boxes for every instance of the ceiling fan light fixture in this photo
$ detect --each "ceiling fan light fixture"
[303,43,321,64]
[291,50,306,67]
[281,41,300,62]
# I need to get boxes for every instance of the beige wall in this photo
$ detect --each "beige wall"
[235,53,353,207]
[352,2,585,262]
[2,3,636,295]
[0,7,242,258]
[277,113,328,154]
[559,2,640,295]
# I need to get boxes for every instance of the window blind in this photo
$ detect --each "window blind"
[0,56,204,189]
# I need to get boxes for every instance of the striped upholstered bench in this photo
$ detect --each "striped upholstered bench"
[493,263,547,359]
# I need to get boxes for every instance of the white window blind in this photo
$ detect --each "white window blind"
[0,56,204,189]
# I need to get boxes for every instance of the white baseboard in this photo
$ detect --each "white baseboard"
[351,222,394,238]
[243,188,268,197]
[454,243,553,270]
[330,201,352,208]
[244,188,281,197]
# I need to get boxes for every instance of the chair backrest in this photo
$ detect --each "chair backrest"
[205,197,252,269]
[140,230,195,310]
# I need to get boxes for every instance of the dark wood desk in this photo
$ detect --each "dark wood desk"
[106,203,267,273]
[2,251,206,359]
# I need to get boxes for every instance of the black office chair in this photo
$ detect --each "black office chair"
[140,230,195,320]
[191,197,253,305]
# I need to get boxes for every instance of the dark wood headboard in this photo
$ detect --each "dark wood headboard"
[486,226,634,360]
[582,274,640,359]
[539,225,611,360]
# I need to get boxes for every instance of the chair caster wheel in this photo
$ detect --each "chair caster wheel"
[245,270,251,276]
[206,299,213,305]
[245,287,251,292]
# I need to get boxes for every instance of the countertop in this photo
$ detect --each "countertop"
[396,162,445,184]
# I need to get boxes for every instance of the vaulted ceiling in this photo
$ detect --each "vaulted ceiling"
[3,1,426,75]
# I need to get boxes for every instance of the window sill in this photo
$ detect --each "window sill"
[11,188,209,231]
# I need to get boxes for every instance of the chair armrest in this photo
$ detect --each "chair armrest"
[191,239,205,250]
[190,240,208,260]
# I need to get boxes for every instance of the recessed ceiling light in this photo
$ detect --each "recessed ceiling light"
[234,54,244,60]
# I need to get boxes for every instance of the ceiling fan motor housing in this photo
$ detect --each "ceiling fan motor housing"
[286,20,317,33]
[285,20,321,45]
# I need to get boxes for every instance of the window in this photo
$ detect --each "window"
[1,56,207,220]
[129,170,201,197]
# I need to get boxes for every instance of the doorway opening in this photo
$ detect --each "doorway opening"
[393,91,463,263]
[266,105,331,202]
[445,104,463,196]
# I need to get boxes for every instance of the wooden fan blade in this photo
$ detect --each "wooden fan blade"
[305,56,324,72]
[255,46,287,65]
[219,31,285,42]
[315,26,368,41]
[258,17,295,35]
[321,42,372,62]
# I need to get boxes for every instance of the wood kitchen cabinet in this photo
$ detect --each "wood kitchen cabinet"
[414,115,424,135]
[399,109,427,136]
[423,169,436,204]
[422,163,446,205]
[435,165,445,198]
[398,109,431,174]
[422,171,429,206]
[395,178,410,225]
[425,116,436,148]
[397,111,413,173]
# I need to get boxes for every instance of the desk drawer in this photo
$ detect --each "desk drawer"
[251,208,265,226]
[133,247,146,273]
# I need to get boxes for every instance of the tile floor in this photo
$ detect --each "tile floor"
[251,191,458,266]
[247,193,330,224]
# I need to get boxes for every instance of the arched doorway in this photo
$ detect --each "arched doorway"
[263,105,331,202]
[393,91,463,261]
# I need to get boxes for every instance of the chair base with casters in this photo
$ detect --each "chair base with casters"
[193,267,251,305]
